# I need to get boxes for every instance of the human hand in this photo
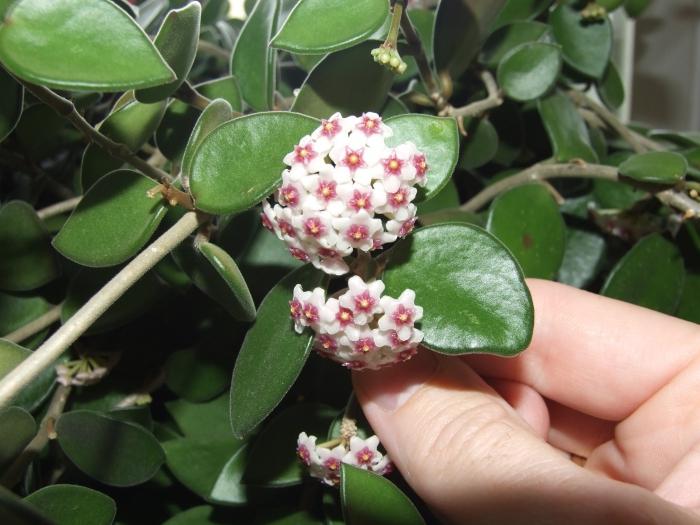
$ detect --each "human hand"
[353,279,700,524]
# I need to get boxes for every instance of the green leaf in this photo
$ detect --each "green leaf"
[24,485,116,525]
[341,464,425,525]
[0,486,55,525]
[624,0,651,17]
[433,0,506,78]
[597,61,625,109]
[417,179,460,216]
[0,201,59,292]
[189,112,318,214]
[490,0,552,30]
[181,99,234,179]
[384,114,459,202]
[497,42,561,102]
[601,234,685,314]
[618,151,688,185]
[676,273,700,324]
[231,0,279,111]
[0,339,55,411]
[0,292,51,349]
[292,41,393,119]
[230,265,327,439]
[165,393,232,440]
[556,228,607,289]
[549,4,612,79]
[165,347,230,403]
[135,2,201,103]
[0,66,23,143]
[382,223,534,355]
[480,21,550,69]
[243,403,336,487]
[647,129,700,148]
[458,117,499,170]
[271,0,388,54]
[209,444,251,505]
[14,104,82,160]
[54,170,168,267]
[0,0,175,91]
[161,505,228,525]
[56,410,165,487]
[108,405,153,431]
[198,76,244,113]
[0,406,35,471]
[538,90,598,163]
[486,184,566,279]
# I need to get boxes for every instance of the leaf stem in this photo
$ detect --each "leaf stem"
[196,39,230,61]
[36,196,82,220]
[2,304,63,345]
[0,212,205,409]
[174,81,212,111]
[442,71,503,134]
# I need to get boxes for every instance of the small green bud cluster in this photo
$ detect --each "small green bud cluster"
[371,45,407,75]
[581,2,607,21]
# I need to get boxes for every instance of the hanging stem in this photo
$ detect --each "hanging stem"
[442,71,503,135]
[2,304,63,344]
[36,197,82,220]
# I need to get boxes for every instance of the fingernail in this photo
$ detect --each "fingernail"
[353,348,438,412]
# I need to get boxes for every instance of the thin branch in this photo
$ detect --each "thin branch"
[441,71,503,134]
[0,212,204,409]
[20,82,173,184]
[36,197,82,220]
[197,40,230,61]
[3,304,62,344]
[174,81,212,111]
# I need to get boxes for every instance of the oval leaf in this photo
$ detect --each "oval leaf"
[480,20,550,69]
[538,90,598,163]
[601,233,685,314]
[209,444,252,506]
[0,0,175,91]
[230,265,327,439]
[384,114,459,202]
[341,464,425,525]
[56,410,165,487]
[54,170,168,267]
[486,184,566,279]
[0,406,36,471]
[181,99,234,179]
[557,228,607,289]
[189,112,318,215]
[490,0,552,30]
[0,339,56,411]
[382,223,534,355]
[165,347,230,403]
[0,66,23,142]
[165,394,233,440]
[0,487,54,525]
[458,118,499,170]
[136,2,201,102]
[24,485,116,525]
[271,0,388,54]
[676,273,700,324]
[618,151,688,185]
[597,61,625,109]
[497,42,561,102]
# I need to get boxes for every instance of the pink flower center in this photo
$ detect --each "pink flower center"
[383,153,404,175]
[297,445,311,465]
[278,220,296,238]
[398,218,416,237]
[354,291,375,313]
[413,154,428,178]
[293,144,316,164]
[392,305,414,326]
[317,334,338,353]
[320,118,342,137]
[342,147,366,172]
[349,190,372,212]
[318,247,339,259]
[303,303,319,323]
[303,217,324,238]
[280,185,299,207]
[289,299,303,320]
[316,180,337,201]
[355,447,375,465]
[289,247,309,262]
[357,114,382,135]
[346,224,369,242]
[335,307,354,327]
[325,457,341,472]
[354,337,376,354]
[261,212,274,231]
[388,188,408,208]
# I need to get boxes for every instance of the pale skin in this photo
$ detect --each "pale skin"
[353,279,700,524]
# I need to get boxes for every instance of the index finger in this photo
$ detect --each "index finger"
[464,279,700,421]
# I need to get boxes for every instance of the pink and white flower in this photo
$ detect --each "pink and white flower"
[378,289,424,342]
[339,275,384,324]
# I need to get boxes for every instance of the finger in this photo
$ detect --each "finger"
[655,442,700,511]
[546,400,614,458]
[465,279,700,421]
[484,378,549,439]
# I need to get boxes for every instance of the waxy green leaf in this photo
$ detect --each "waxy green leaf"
[209,444,251,505]
[382,224,534,355]
[341,464,425,525]
[618,151,688,185]
[487,184,566,279]
[490,0,552,30]
[0,0,175,91]
[0,201,59,292]
[230,265,327,439]
[0,487,54,525]
[136,2,201,103]
[166,393,232,440]
[538,91,598,163]
[597,61,625,109]
[0,406,36,471]
[480,21,550,69]
[56,410,165,487]
[384,114,459,202]
[54,170,168,267]
[165,347,230,403]
[292,41,393,119]
[189,112,318,214]
[0,66,22,143]
[601,234,685,314]
[24,485,116,525]
[550,4,612,79]
[181,99,234,179]
[497,42,561,102]
[271,0,388,54]
[161,505,227,525]
[231,0,279,111]
[458,118,499,170]
[676,273,700,324]
[557,229,607,289]
[0,339,55,411]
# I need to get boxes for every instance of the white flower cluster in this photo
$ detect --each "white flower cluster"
[291,275,423,370]
[297,432,392,486]
[262,112,428,275]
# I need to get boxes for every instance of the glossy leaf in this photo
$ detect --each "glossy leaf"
[0,486,54,525]
[417,179,460,216]
[243,403,336,487]
[0,292,51,349]
[0,406,36,471]
[458,118,499,170]
[271,0,387,54]
[382,224,534,355]
[384,114,459,201]
[209,444,250,505]
[198,76,244,112]
[165,393,232,440]
[433,0,506,78]
[0,201,59,292]
[625,0,652,17]
[161,505,227,525]
[0,339,55,411]
[601,234,685,314]
[136,2,201,102]
[292,41,393,119]
[181,99,233,179]
[676,273,700,324]
[54,170,168,267]
[538,91,598,163]
[648,130,700,148]
[0,0,175,91]
[497,42,561,102]
[480,20,550,69]
[618,151,688,185]
[165,347,230,403]
[231,0,279,111]
[341,464,425,525]
[597,61,625,109]
[0,66,23,143]
[487,184,566,279]
[230,265,327,438]
[24,485,116,525]
[189,112,318,214]
[56,410,165,487]
[557,228,607,289]
[550,4,612,79]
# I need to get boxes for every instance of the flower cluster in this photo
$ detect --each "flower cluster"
[262,112,428,275]
[291,275,423,370]
[297,432,392,486]
[56,353,119,387]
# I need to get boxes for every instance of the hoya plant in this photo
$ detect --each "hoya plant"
[0,0,698,523]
